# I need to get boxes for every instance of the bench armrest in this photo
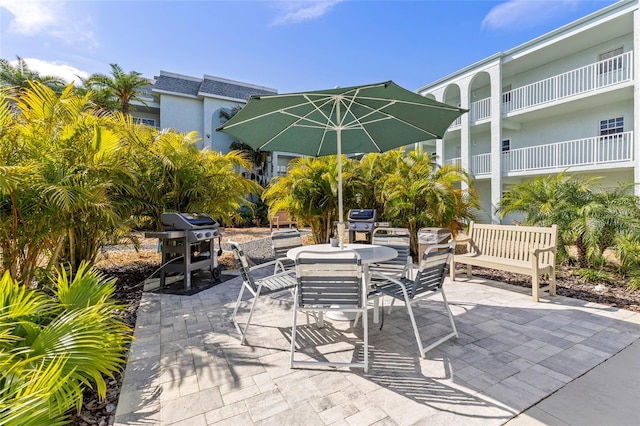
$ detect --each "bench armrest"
[529,246,557,256]
[454,235,472,243]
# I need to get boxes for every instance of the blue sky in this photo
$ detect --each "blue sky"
[0,0,620,93]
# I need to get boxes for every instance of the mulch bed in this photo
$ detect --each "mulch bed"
[70,257,639,425]
[471,265,640,313]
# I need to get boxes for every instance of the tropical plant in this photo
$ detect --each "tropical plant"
[229,140,264,169]
[0,82,137,279]
[0,263,131,424]
[263,148,477,249]
[367,148,477,254]
[574,268,613,284]
[112,121,261,229]
[615,233,640,290]
[497,172,640,268]
[0,56,65,96]
[263,155,359,243]
[83,63,149,115]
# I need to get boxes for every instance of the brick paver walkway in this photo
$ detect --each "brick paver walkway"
[114,266,640,425]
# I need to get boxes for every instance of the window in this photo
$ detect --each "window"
[133,117,156,127]
[600,117,623,136]
[501,139,511,152]
[598,47,623,74]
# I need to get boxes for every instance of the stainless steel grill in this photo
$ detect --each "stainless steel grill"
[346,209,391,244]
[145,213,222,290]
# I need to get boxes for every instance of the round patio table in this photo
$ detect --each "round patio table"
[287,243,397,321]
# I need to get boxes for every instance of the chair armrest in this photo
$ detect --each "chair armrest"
[370,271,405,287]
[454,235,471,243]
[249,258,286,273]
[273,256,294,273]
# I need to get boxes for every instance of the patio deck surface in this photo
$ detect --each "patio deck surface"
[113,265,640,425]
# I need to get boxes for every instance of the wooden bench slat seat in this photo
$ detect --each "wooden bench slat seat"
[451,221,558,302]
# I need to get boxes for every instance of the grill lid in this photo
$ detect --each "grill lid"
[348,209,376,222]
[161,212,219,230]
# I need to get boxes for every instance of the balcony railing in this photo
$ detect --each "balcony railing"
[503,51,633,114]
[503,131,634,173]
[470,97,491,122]
[445,157,461,167]
[444,131,634,176]
[471,153,492,175]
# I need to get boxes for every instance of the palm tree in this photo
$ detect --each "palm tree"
[84,63,149,115]
[373,149,477,255]
[112,118,262,229]
[263,155,358,243]
[0,56,65,96]
[0,82,137,275]
[497,172,640,267]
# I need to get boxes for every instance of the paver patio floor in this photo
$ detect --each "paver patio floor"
[114,267,640,425]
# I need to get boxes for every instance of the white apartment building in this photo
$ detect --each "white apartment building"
[417,0,639,224]
[132,71,301,182]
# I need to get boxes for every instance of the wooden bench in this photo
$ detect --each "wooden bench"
[450,221,558,302]
[269,210,297,229]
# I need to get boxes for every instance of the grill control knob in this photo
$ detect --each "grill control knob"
[195,232,203,240]
[205,231,212,238]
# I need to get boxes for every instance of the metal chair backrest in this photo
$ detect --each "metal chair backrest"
[411,242,455,299]
[229,241,258,292]
[271,229,303,266]
[295,250,363,308]
[372,227,412,267]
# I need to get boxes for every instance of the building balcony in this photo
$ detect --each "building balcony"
[444,130,634,177]
[502,51,633,114]
[447,96,491,129]
[444,52,633,133]
[470,97,491,122]
[504,131,634,175]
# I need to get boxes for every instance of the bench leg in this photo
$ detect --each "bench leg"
[449,261,456,281]
[532,274,540,302]
[466,264,472,278]
[549,269,557,296]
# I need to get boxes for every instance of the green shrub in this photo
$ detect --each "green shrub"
[628,274,640,291]
[0,263,131,424]
[574,268,613,284]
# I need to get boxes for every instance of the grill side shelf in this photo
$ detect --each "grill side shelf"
[145,230,187,239]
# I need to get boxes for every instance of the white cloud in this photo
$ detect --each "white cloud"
[482,0,580,30]
[16,57,89,84]
[270,0,343,26]
[0,0,98,48]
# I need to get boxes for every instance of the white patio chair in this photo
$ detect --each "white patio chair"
[229,241,297,345]
[373,241,458,358]
[270,228,303,273]
[290,250,369,372]
[370,227,415,279]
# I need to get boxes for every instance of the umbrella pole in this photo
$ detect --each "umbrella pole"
[337,128,345,249]
[336,99,345,249]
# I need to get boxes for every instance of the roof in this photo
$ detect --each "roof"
[152,71,277,101]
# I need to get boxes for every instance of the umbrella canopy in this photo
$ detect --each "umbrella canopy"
[216,80,466,245]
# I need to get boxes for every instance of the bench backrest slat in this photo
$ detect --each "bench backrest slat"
[467,221,557,264]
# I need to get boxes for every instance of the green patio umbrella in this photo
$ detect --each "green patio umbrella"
[216,80,466,246]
